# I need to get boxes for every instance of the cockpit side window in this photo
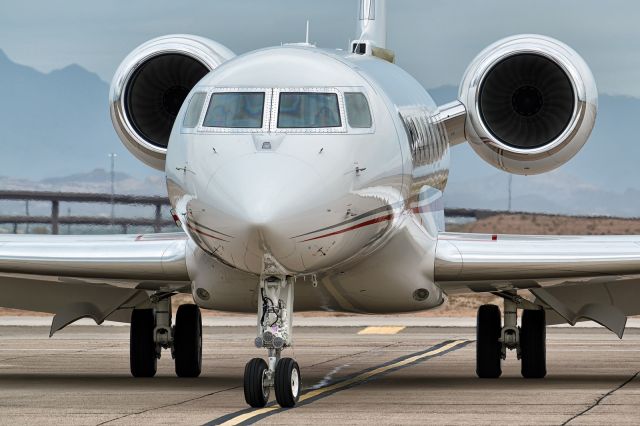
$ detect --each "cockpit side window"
[182,92,206,128]
[277,93,341,128]
[344,92,372,128]
[203,92,265,128]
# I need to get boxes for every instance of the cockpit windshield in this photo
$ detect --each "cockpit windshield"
[182,92,206,128]
[344,92,372,128]
[203,92,265,128]
[277,93,341,128]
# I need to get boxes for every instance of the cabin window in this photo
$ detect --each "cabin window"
[182,92,207,128]
[277,93,341,128]
[345,93,372,128]
[203,92,265,128]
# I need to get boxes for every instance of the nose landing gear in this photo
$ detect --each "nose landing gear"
[476,291,546,379]
[243,273,301,408]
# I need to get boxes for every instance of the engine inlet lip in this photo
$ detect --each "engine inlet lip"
[124,52,209,149]
[477,52,576,151]
[471,50,585,158]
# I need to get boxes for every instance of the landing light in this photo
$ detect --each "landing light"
[413,288,429,301]
[196,288,210,300]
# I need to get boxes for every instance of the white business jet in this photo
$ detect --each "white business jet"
[0,0,635,409]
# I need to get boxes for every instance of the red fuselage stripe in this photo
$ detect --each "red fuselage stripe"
[186,223,229,242]
[301,214,394,242]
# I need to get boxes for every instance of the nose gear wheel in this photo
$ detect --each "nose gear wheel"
[242,268,302,408]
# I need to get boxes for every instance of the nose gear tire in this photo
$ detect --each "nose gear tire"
[244,358,270,408]
[274,358,301,408]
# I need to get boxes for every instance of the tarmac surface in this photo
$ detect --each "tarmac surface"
[0,319,639,425]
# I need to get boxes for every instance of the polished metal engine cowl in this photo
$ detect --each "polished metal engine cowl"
[109,35,234,170]
[458,34,597,175]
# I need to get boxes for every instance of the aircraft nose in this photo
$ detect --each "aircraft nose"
[205,154,321,271]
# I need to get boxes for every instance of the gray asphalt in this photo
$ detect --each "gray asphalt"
[0,323,639,425]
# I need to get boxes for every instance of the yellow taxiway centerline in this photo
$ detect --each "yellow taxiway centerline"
[218,339,469,426]
[219,407,281,425]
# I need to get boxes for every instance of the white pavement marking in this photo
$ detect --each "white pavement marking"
[308,364,351,390]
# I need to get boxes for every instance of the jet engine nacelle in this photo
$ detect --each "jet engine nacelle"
[458,35,597,175]
[109,35,234,170]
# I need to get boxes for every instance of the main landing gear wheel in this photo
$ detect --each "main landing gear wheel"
[274,358,301,408]
[244,358,270,408]
[476,304,502,379]
[130,309,157,378]
[174,304,203,378]
[520,309,547,378]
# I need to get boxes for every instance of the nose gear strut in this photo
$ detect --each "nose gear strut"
[244,257,301,408]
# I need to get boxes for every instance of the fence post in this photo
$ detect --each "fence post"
[51,201,59,235]
[154,203,162,233]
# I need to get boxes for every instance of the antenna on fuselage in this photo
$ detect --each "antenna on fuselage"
[306,20,310,45]
[284,20,314,47]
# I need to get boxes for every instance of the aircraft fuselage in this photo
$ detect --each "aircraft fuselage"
[166,46,449,313]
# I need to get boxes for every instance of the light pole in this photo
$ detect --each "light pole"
[25,200,30,234]
[507,174,513,212]
[108,153,117,221]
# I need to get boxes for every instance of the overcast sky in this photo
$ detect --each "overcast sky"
[1,0,639,97]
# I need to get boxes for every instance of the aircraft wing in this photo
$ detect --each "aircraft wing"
[435,232,640,337]
[0,232,191,335]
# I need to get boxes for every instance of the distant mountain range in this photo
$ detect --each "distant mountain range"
[1,49,640,216]
[0,49,158,180]
[0,168,166,195]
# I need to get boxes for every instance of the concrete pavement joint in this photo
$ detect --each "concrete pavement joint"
[307,342,397,368]
[95,385,242,426]
[561,370,640,425]
[0,343,121,363]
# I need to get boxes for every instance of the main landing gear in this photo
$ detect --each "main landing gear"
[130,293,203,378]
[476,291,546,379]
[244,274,301,408]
